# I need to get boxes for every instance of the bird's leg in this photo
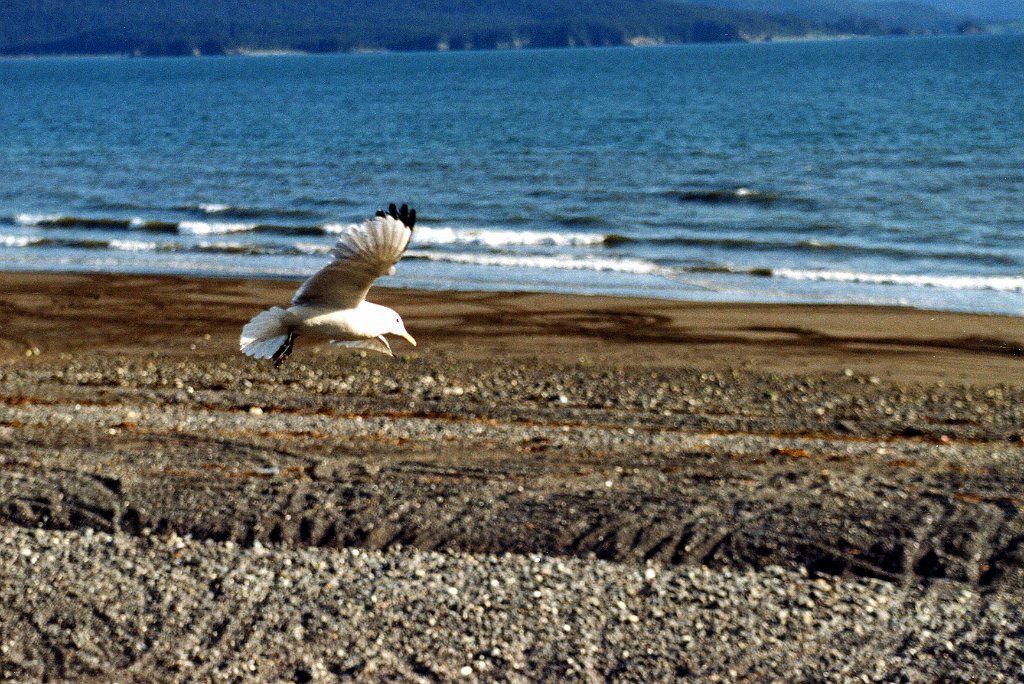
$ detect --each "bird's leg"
[272,331,297,367]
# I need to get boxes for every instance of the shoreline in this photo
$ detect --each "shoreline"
[0,33,1013,61]
[2,270,1021,385]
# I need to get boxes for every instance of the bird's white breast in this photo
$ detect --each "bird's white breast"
[286,302,389,342]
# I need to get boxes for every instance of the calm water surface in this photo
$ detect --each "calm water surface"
[1,35,1022,313]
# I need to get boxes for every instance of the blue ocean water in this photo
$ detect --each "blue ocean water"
[1,35,1022,314]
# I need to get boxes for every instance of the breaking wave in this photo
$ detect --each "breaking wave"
[634,234,1019,267]
[412,226,612,248]
[674,265,1023,293]
[0,234,329,257]
[5,227,1022,296]
[2,235,170,251]
[7,204,1022,305]
[177,221,260,235]
[404,251,668,275]
[192,241,332,256]
[106,239,163,252]
[176,203,322,219]
[17,214,132,229]
[1,235,36,247]
[12,213,626,246]
[770,269,1024,293]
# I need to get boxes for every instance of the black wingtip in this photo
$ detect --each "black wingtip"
[377,202,416,230]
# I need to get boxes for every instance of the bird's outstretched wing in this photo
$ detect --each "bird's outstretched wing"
[291,203,415,309]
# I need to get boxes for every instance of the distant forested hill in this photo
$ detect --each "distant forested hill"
[859,0,1024,23]
[686,0,971,35]
[0,0,996,56]
[1,0,811,56]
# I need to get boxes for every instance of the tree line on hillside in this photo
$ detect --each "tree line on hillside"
[0,0,975,56]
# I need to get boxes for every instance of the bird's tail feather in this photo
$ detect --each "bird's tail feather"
[240,307,291,359]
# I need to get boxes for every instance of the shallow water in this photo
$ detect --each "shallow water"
[1,35,1022,313]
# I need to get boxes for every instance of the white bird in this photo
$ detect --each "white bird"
[240,203,418,366]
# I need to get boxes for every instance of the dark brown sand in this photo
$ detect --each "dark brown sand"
[2,270,1022,383]
[1,271,1022,681]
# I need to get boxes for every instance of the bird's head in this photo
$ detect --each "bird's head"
[389,312,416,347]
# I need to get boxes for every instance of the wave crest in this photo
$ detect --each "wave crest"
[771,268,1024,293]
[178,203,322,219]
[413,226,611,248]
[178,221,258,235]
[405,251,666,275]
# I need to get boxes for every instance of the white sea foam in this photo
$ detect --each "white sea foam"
[413,226,608,248]
[14,214,59,226]
[109,239,161,252]
[178,221,256,235]
[192,240,330,256]
[198,203,231,214]
[321,223,355,234]
[294,242,334,255]
[1,235,36,247]
[406,250,666,275]
[323,223,609,247]
[194,240,247,253]
[772,268,1024,293]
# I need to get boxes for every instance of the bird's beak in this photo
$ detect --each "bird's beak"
[401,331,417,347]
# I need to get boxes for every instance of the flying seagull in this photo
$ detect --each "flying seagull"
[240,203,417,366]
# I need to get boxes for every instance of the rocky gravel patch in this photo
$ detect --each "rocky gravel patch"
[2,355,1023,589]
[2,526,1022,682]
[2,352,1023,680]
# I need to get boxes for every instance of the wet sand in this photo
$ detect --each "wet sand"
[2,270,1022,383]
[1,271,1022,681]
